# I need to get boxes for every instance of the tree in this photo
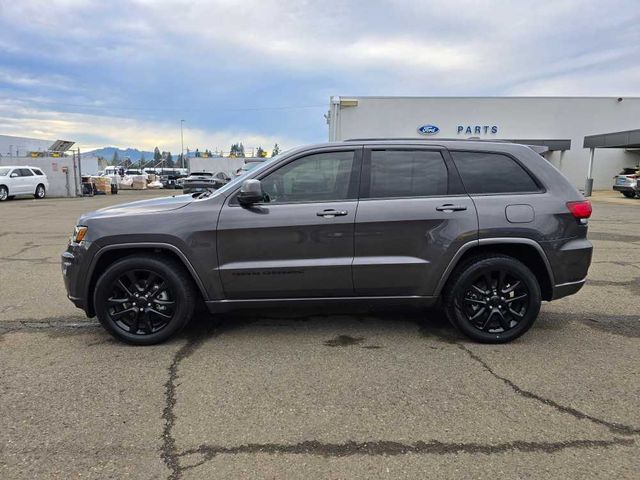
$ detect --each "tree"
[229,142,245,157]
[165,152,174,168]
[153,146,161,163]
[112,150,119,165]
[139,153,146,169]
[256,146,267,158]
[195,148,200,158]
[272,143,280,157]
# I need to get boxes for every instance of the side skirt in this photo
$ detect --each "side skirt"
[205,295,439,314]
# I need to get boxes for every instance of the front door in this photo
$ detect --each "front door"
[217,148,362,299]
[353,147,478,296]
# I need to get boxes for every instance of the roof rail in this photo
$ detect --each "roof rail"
[343,137,511,142]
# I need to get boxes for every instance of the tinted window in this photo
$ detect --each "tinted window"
[368,150,447,198]
[451,151,539,194]
[19,168,34,176]
[31,168,44,176]
[260,151,355,203]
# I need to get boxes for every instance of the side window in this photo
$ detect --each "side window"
[260,151,355,204]
[19,168,34,177]
[31,168,44,176]
[368,150,448,198]
[451,151,540,194]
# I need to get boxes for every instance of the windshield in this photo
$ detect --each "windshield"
[0,167,9,176]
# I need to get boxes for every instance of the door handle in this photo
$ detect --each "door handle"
[317,209,348,217]
[436,204,468,212]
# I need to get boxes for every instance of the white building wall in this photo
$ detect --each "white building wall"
[329,97,640,189]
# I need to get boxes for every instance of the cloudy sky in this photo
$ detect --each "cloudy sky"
[1,0,639,153]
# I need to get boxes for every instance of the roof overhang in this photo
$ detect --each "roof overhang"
[583,129,640,149]
[505,139,571,151]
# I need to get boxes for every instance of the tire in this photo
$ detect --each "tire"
[93,254,196,345]
[622,191,635,198]
[0,186,8,201]
[34,184,46,199]
[443,255,541,343]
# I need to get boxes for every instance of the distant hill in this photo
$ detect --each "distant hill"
[83,147,156,162]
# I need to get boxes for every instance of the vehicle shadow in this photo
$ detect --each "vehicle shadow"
[179,306,466,345]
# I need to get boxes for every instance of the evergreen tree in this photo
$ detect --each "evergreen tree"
[112,150,119,165]
[139,153,146,169]
[256,146,266,158]
[166,152,174,168]
[153,146,161,163]
[272,143,280,156]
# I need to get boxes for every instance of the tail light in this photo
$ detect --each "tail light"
[566,200,592,219]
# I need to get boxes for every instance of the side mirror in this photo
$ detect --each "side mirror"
[237,179,264,205]
[10,173,18,178]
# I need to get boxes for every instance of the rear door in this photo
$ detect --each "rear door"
[217,147,362,299]
[19,168,36,194]
[353,146,478,296]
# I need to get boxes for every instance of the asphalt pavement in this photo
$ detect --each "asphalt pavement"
[1,190,638,479]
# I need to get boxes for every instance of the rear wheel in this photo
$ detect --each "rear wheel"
[444,255,541,343]
[622,191,637,198]
[0,186,8,201]
[94,255,196,345]
[34,184,46,199]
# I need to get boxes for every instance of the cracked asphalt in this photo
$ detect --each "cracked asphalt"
[1,191,639,479]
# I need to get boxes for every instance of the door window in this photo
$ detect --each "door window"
[367,150,448,198]
[19,168,34,177]
[260,151,355,204]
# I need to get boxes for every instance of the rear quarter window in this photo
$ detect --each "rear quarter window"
[451,151,540,194]
[31,168,45,176]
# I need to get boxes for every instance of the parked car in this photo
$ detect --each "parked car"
[234,158,266,177]
[613,168,639,198]
[0,165,49,201]
[182,171,230,194]
[62,140,592,345]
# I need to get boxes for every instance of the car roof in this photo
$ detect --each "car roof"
[289,139,532,155]
[1,165,41,169]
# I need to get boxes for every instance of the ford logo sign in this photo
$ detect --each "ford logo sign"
[417,124,439,135]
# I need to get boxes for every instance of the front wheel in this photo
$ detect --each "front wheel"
[622,191,637,198]
[444,255,541,343]
[93,255,196,345]
[0,186,8,201]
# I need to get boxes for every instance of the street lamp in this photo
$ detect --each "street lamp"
[180,119,185,169]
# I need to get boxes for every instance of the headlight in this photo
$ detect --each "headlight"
[72,226,88,243]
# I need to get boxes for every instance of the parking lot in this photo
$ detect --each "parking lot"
[1,190,638,479]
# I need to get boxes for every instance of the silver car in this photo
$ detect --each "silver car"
[613,168,639,198]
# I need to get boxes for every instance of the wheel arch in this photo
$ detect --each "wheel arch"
[436,238,555,301]
[85,243,208,316]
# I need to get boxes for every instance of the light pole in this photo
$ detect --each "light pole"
[180,119,185,169]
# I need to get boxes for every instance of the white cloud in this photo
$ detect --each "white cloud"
[0,99,300,153]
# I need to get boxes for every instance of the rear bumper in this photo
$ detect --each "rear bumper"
[613,185,637,193]
[551,278,586,300]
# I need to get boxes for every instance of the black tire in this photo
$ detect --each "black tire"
[622,191,635,198]
[34,184,46,199]
[0,186,8,201]
[443,255,541,343]
[93,254,196,345]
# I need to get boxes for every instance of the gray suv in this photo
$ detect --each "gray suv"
[62,140,593,345]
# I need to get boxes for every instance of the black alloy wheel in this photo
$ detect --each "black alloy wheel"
[94,255,195,344]
[459,268,529,334]
[106,269,176,335]
[444,255,541,343]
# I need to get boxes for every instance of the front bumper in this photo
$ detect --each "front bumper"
[61,243,90,314]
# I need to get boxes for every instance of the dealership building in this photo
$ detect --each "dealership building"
[327,96,640,190]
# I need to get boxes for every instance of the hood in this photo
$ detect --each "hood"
[80,194,193,220]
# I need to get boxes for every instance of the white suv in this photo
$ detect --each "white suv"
[0,166,49,201]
